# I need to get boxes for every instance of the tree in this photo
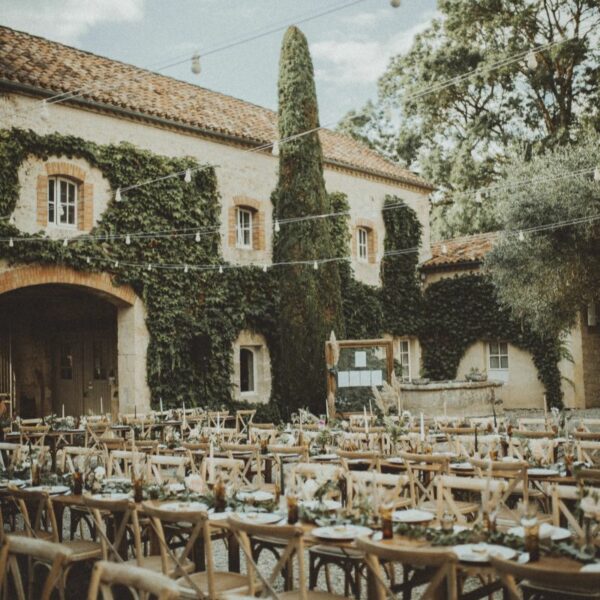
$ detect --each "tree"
[485,133,600,336]
[339,0,600,238]
[273,26,345,416]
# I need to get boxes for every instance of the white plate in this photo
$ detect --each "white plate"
[386,457,404,464]
[160,501,209,512]
[392,509,435,523]
[238,490,274,503]
[453,543,516,563]
[90,492,130,501]
[527,468,559,477]
[167,483,185,493]
[451,463,473,470]
[580,563,600,573]
[236,512,282,525]
[105,477,130,485]
[508,523,571,541]
[312,524,372,541]
[24,485,70,495]
[301,499,342,511]
[208,510,232,521]
[0,479,26,488]
[312,454,338,461]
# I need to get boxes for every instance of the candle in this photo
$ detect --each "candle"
[209,441,215,482]
[216,412,220,431]
[325,397,330,422]
[100,396,103,415]
[364,407,369,435]
[160,397,163,414]
[474,426,479,455]
[62,404,65,419]
[443,397,447,419]
[420,412,425,442]
[369,399,373,416]
[543,394,548,421]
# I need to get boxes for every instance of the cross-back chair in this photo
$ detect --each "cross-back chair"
[201,456,243,486]
[148,454,189,484]
[0,442,20,471]
[398,451,449,508]
[106,450,146,478]
[348,471,411,510]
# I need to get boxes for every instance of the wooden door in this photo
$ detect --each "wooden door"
[53,334,84,417]
[82,331,116,416]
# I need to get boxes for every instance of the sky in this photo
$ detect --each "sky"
[1,0,438,124]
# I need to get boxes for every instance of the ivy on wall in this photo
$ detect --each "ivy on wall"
[0,127,564,416]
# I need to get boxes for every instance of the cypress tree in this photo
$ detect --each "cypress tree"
[273,26,344,416]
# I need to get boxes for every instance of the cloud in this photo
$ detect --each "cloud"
[311,16,434,85]
[2,0,145,44]
[341,9,388,28]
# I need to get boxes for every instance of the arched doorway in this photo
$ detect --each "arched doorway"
[0,265,150,418]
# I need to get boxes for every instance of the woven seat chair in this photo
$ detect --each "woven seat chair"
[0,535,74,600]
[229,514,347,600]
[356,535,458,600]
[87,559,181,600]
[490,554,600,599]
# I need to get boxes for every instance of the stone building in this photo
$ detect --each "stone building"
[0,26,434,417]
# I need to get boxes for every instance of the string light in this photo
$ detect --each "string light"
[441,244,448,255]
[390,0,401,6]
[125,234,131,245]
[526,51,538,70]
[262,265,268,272]
[218,265,223,274]
[274,220,280,233]
[184,169,192,183]
[8,238,13,248]
[518,230,525,242]
[184,264,189,273]
[195,232,201,242]
[313,260,319,270]
[594,166,600,182]
[115,188,122,202]
[271,141,280,157]
[63,238,68,247]
[40,100,49,119]
[191,53,201,75]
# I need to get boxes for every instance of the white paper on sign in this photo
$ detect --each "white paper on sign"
[354,351,367,368]
[338,371,350,388]
[349,371,361,386]
[359,371,371,386]
[372,370,383,386]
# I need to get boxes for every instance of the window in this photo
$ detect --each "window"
[236,208,253,249]
[398,340,410,381]
[48,177,77,226]
[240,347,255,393]
[357,227,369,262]
[489,341,509,370]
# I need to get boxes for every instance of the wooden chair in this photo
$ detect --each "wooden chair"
[235,409,256,437]
[0,535,73,600]
[356,535,458,600]
[142,502,249,597]
[87,559,181,600]
[269,445,308,492]
[490,554,600,599]
[577,440,600,464]
[221,442,263,485]
[336,449,381,472]
[228,514,346,600]
[550,483,585,539]
[0,442,21,471]
[201,456,243,486]
[56,446,101,474]
[147,454,189,484]
[517,417,549,432]
[348,471,411,510]
[106,449,146,478]
[398,451,449,508]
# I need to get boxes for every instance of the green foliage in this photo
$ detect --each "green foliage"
[0,127,281,412]
[339,0,600,238]
[273,26,345,415]
[420,274,563,407]
[486,133,600,335]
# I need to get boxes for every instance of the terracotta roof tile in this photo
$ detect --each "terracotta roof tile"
[422,231,497,270]
[0,26,433,190]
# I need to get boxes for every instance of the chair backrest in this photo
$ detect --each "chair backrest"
[0,443,21,470]
[125,439,159,454]
[87,559,181,600]
[56,446,101,474]
[490,554,600,599]
[356,535,457,600]
[201,456,243,485]
[577,441,600,463]
[82,495,141,562]
[19,425,49,446]
[348,471,411,509]
[550,483,584,538]
[235,410,256,435]
[517,417,548,431]
[227,514,307,599]
[106,450,146,478]
[398,451,449,505]
[0,535,73,600]
[148,454,189,484]
[336,449,381,471]
[6,488,59,542]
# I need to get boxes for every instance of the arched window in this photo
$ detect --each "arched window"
[240,347,255,393]
[48,176,77,226]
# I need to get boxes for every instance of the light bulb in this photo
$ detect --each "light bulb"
[115,187,122,202]
[274,220,280,233]
[219,265,223,274]
[184,169,192,183]
[191,53,201,75]
[263,265,268,272]
[8,238,13,248]
[518,231,525,242]
[147,264,152,271]
[86,257,91,264]
[594,166,600,182]
[125,234,131,245]
[390,0,401,6]
[40,100,49,119]
[313,261,319,270]
[195,231,201,242]
[184,264,189,273]
[441,243,448,255]
[475,190,483,204]
[63,238,68,247]
[526,51,538,70]
[114,261,119,268]
[272,141,280,157]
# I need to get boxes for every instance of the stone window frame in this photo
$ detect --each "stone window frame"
[488,341,509,371]
[353,218,378,264]
[228,196,265,251]
[37,161,94,231]
[239,346,257,395]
